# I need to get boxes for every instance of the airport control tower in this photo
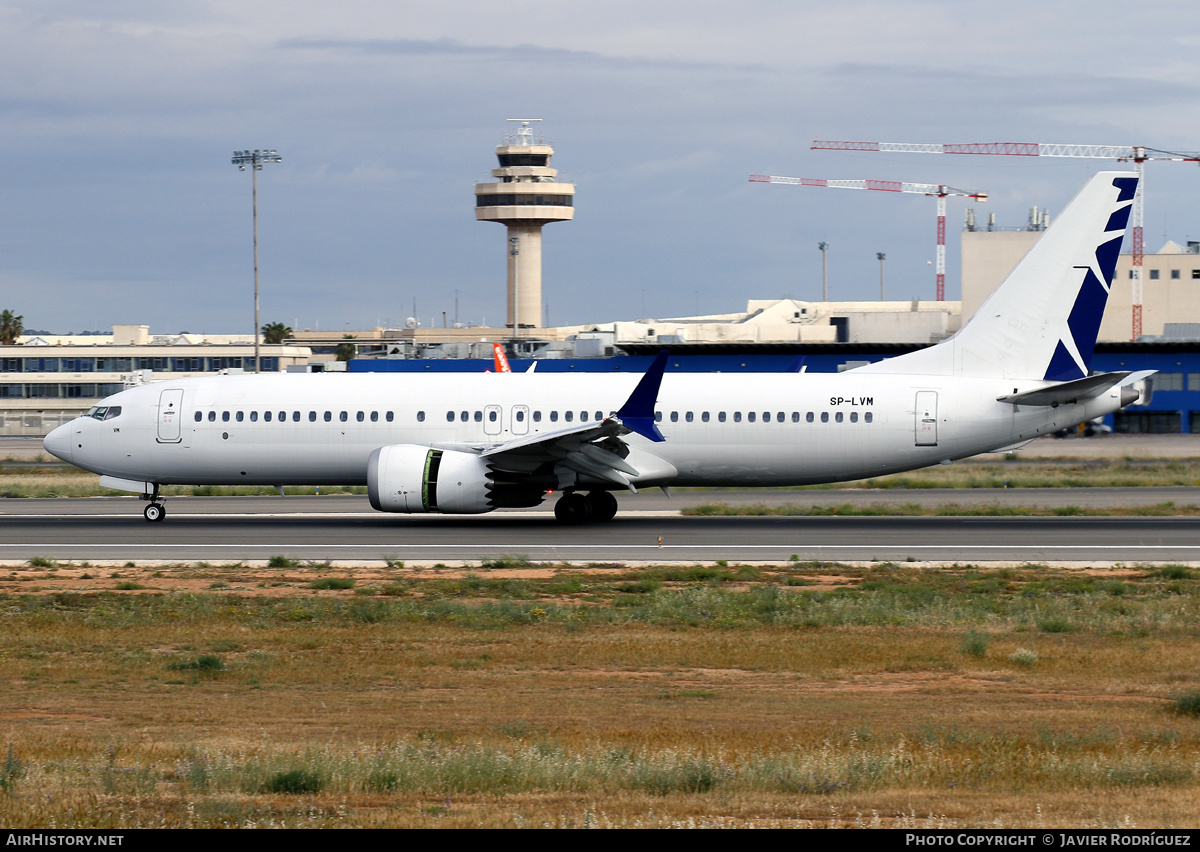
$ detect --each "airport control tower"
[475,119,575,330]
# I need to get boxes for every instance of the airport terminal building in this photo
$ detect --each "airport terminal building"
[0,325,312,436]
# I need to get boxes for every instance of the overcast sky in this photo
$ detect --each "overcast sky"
[3,1,1199,334]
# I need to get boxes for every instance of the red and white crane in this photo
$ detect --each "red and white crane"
[749,175,987,301]
[811,140,1200,339]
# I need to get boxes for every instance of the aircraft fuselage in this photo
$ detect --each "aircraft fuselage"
[46,370,1124,489]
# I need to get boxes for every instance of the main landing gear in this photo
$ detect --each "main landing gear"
[554,490,618,524]
[141,485,166,522]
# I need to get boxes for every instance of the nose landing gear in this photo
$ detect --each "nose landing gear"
[141,485,166,522]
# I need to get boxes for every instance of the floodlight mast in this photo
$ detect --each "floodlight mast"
[231,149,283,373]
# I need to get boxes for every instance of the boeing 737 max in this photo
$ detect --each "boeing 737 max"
[43,172,1149,523]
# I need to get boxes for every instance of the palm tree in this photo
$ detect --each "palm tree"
[261,322,292,345]
[336,335,357,362]
[0,310,23,345]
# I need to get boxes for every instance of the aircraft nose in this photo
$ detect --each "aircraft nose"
[43,423,73,463]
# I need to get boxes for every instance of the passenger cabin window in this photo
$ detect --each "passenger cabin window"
[236,411,244,422]
[670,412,679,422]
[565,411,574,422]
[292,411,300,422]
[250,411,258,422]
[806,412,814,423]
[207,411,216,422]
[308,411,316,422]
[371,411,379,422]
[340,411,348,422]
[748,412,756,423]
[386,412,394,422]
[357,412,365,422]
[718,412,726,423]
[734,412,742,422]
[821,412,829,423]
[264,411,273,422]
[194,411,202,422]
[416,411,425,422]
[324,411,332,422]
[488,410,498,422]
[474,411,483,422]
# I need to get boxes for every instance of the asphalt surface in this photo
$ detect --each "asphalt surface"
[3,492,1199,563]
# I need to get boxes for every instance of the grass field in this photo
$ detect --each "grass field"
[7,456,1200,499]
[1,559,1200,827]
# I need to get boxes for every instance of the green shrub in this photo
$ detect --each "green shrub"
[961,629,990,658]
[167,655,225,674]
[1009,648,1039,667]
[1171,689,1200,716]
[264,769,322,794]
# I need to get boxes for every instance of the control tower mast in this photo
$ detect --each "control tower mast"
[475,120,575,331]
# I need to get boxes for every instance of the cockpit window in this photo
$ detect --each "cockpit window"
[88,406,122,421]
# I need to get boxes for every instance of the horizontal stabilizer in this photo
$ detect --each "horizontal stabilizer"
[997,370,1150,406]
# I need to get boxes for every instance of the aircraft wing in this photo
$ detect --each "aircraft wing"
[481,417,645,489]
[475,351,671,491]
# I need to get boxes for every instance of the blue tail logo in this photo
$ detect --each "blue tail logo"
[1043,176,1137,381]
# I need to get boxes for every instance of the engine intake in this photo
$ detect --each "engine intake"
[367,445,546,514]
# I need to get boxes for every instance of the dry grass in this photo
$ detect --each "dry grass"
[0,560,1198,827]
[684,501,1200,516]
[12,457,1200,499]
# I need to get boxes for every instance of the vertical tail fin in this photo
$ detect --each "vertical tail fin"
[859,171,1137,380]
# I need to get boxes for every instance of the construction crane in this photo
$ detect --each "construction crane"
[749,175,987,301]
[811,140,1200,339]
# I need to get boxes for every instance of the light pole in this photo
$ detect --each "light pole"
[877,252,886,300]
[232,149,283,373]
[818,241,829,301]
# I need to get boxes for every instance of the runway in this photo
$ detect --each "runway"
[3,491,1199,563]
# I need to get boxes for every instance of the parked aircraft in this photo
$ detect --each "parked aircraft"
[43,172,1149,524]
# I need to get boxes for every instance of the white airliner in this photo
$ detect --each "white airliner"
[44,172,1149,524]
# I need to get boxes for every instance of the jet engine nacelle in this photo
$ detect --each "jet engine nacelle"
[367,444,494,514]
